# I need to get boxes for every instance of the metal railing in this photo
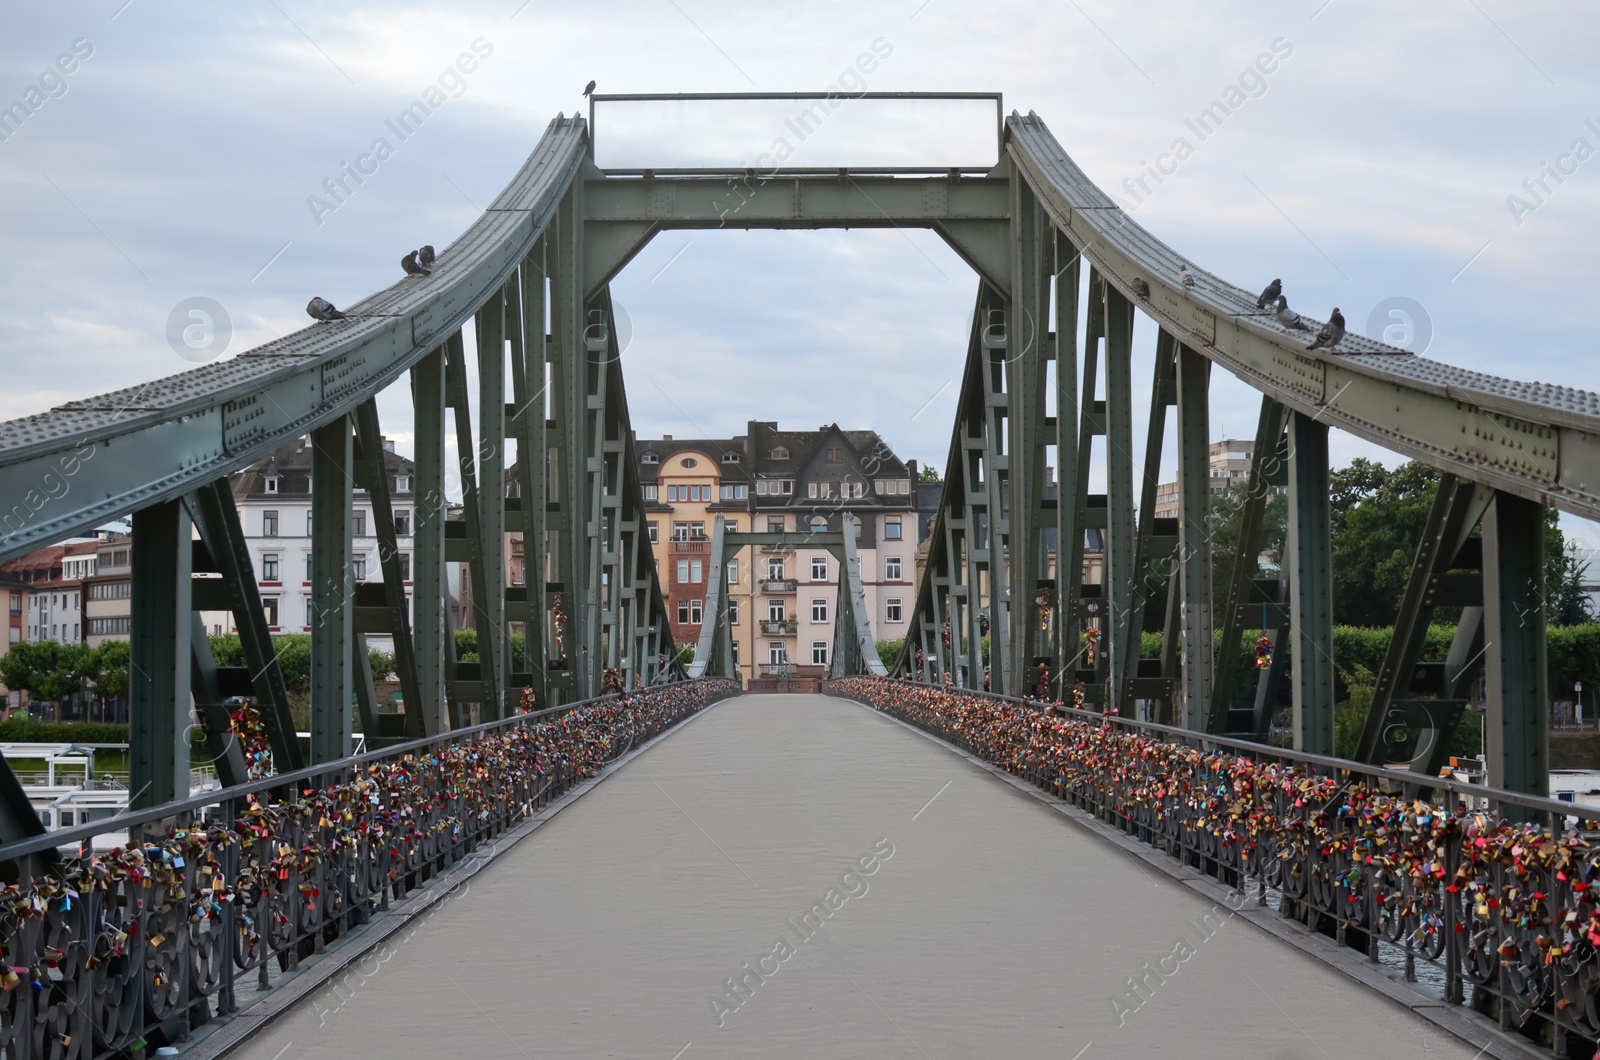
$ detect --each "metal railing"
[759,619,798,635]
[827,677,1600,1056]
[0,678,739,1059]
[760,578,798,593]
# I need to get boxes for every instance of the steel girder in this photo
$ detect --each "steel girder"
[688,522,884,681]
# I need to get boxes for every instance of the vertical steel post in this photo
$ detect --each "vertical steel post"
[130,500,192,809]
[1175,343,1214,729]
[1286,412,1334,754]
[510,247,549,704]
[1102,279,1136,712]
[476,289,509,718]
[1004,177,1046,696]
[412,347,448,734]
[1483,491,1549,798]
[309,416,353,763]
[1052,235,1081,699]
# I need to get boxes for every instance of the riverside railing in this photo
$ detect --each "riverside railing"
[0,678,738,1059]
[828,676,1599,1057]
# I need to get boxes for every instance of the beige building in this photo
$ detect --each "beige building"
[83,536,132,647]
[1153,439,1257,519]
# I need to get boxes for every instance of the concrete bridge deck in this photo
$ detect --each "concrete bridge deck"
[231,694,1484,1059]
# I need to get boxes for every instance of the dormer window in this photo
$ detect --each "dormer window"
[395,474,410,492]
[642,452,659,464]
[264,476,279,494]
[721,451,740,463]
[771,447,789,460]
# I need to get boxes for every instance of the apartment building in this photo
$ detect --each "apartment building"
[202,435,417,640]
[637,421,915,683]
[0,574,28,709]
[1153,439,1258,519]
[83,537,131,647]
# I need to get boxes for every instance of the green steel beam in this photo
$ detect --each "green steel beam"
[508,246,549,701]
[411,347,448,734]
[129,499,192,808]
[1005,173,1047,697]
[476,288,510,719]
[1287,412,1334,755]
[309,416,352,763]
[1174,342,1214,730]
[1102,276,1136,712]
[1051,232,1082,700]
[1484,490,1549,800]
[1119,331,1176,715]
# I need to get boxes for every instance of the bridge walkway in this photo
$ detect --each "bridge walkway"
[231,694,1485,1059]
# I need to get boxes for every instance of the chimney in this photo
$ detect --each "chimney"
[906,459,918,482]
[383,437,396,453]
[662,434,673,442]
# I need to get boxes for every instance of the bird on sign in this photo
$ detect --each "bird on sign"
[306,297,346,322]
[1256,278,1281,310]
[1177,263,1195,290]
[417,244,435,268]
[1306,308,1345,351]
[583,80,597,97]
[401,250,431,277]
[1131,277,1150,300]
[1274,296,1310,333]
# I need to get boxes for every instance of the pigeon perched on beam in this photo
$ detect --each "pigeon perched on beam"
[1274,295,1310,332]
[306,297,346,322]
[1177,264,1195,290]
[1306,307,1345,351]
[401,250,431,277]
[1131,277,1150,300]
[1256,278,1282,310]
[417,244,435,268]
[583,80,597,97]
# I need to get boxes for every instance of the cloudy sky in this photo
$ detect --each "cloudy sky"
[3,1,1598,542]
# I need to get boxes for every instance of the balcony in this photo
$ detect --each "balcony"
[759,619,798,635]
[761,578,797,593]
[671,538,709,554]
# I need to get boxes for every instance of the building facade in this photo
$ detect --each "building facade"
[637,422,915,683]
[202,435,417,639]
[83,537,131,647]
[1153,438,1257,519]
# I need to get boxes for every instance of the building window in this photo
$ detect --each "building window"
[689,522,705,539]
[731,640,740,666]
[681,458,698,468]
[719,484,748,501]
[673,522,690,540]
[7,596,18,616]
[811,556,827,581]
[811,598,828,622]
[306,511,314,536]
[728,599,739,624]
[394,510,411,536]
[642,452,658,464]
[304,554,314,582]
[353,511,368,537]
[768,599,785,621]
[771,447,789,460]
[769,641,786,665]
[262,510,279,537]
[677,559,689,583]
[884,517,902,540]
[264,476,279,494]
[886,556,903,581]
[779,480,793,494]
[398,553,411,580]
[676,600,690,624]
[810,516,827,532]
[722,451,740,463]
[767,557,784,580]
[690,560,703,583]
[827,448,842,463]
[667,485,680,502]
[648,522,659,543]
[353,556,367,581]
[812,641,828,665]
[262,597,279,627]
[261,554,280,582]
[395,474,409,493]
[727,560,739,584]
[644,485,658,501]
[767,518,783,533]
[886,598,903,623]
[690,599,702,624]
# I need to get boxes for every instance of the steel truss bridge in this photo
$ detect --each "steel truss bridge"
[0,94,1597,1057]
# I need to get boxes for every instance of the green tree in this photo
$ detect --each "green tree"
[917,464,940,483]
[876,637,904,671]
[1548,528,1592,626]
[1330,460,1440,626]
